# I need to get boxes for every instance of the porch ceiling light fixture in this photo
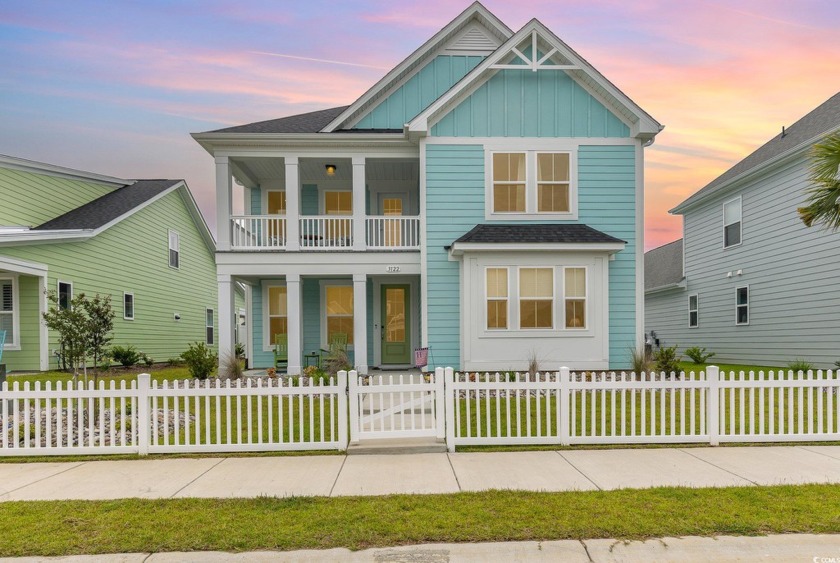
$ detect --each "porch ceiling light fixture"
[325,164,337,176]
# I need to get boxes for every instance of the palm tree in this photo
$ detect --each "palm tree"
[798,131,840,229]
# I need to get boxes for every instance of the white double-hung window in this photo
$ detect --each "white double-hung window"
[723,197,742,248]
[0,277,17,347]
[488,149,575,219]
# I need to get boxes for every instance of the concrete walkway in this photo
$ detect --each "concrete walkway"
[1,445,840,500]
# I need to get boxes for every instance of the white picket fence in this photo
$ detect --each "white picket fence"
[445,366,840,451]
[0,372,347,456]
[1,366,838,456]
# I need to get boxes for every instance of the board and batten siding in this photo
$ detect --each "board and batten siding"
[646,154,840,367]
[353,55,484,130]
[432,69,630,138]
[0,189,217,371]
[0,167,114,228]
[425,143,637,370]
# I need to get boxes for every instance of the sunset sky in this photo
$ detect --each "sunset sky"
[2,0,838,250]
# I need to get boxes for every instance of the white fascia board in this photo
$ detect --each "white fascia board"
[670,124,840,215]
[320,2,513,133]
[0,255,49,276]
[0,230,92,246]
[645,280,687,295]
[191,132,410,154]
[0,154,127,188]
[409,19,662,139]
[449,241,626,257]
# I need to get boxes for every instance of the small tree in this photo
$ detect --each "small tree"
[79,293,114,380]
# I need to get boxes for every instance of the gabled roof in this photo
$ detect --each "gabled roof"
[209,106,349,134]
[321,2,513,132]
[672,92,840,214]
[408,18,662,141]
[35,180,181,230]
[644,239,684,292]
[453,224,624,245]
[0,154,126,187]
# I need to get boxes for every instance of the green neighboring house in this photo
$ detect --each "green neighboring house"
[0,154,219,372]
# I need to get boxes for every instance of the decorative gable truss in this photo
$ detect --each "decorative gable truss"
[408,19,663,142]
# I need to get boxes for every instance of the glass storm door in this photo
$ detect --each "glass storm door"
[381,284,410,364]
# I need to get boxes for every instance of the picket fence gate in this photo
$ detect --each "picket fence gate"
[0,366,838,456]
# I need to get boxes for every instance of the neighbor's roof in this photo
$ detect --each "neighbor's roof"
[672,92,840,213]
[35,180,182,231]
[209,106,350,134]
[644,239,684,291]
[452,224,625,245]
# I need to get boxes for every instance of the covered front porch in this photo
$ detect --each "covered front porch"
[220,271,421,375]
[0,256,49,372]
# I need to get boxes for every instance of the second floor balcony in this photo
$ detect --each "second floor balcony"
[230,214,421,251]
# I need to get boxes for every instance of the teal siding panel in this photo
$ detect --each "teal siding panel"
[250,187,261,215]
[251,285,270,368]
[431,70,631,138]
[354,55,483,130]
[301,184,318,215]
[302,278,321,356]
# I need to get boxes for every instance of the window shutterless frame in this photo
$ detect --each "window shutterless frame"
[168,230,180,269]
[723,196,742,249]
[123,292,135,320]
[688,293,698,328]
[735,286,749,325]
[57,280,73,311]
[0,276,19,348]
[205,308,214,345]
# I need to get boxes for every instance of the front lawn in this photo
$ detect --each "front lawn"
[0,485,837,556]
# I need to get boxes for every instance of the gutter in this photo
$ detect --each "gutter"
[644,279,687,295]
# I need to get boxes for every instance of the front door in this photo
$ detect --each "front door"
[381,284,411,365]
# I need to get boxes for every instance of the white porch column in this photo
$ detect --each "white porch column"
[285,157,300,251]
[217,274,235,371]
[352,156,366,251]
[215,156,232,251]
[38,275,49,371]
[352,273,368,373]
[286,273,302,374]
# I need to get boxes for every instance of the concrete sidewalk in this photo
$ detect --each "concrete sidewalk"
[4,535,840,562]
[1,445,840,501]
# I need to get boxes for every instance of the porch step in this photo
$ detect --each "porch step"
[347,437,447,455]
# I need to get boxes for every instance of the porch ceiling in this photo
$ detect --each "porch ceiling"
[231,157,419,186]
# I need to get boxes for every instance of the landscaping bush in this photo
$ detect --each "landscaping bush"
[110,345,141,368]
[139,352,154,367]
[322,347,352,375]
[181,342,217,380]
[629,346,652,374]
[652,345,681,375]
[684,346,715,365]
[220,353,244,380]
[787,358,814,372]
[234,342,246,359]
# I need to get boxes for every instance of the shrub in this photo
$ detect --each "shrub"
[629,346,652,374]
[110,345,141,368]
[138,352,154,367]
[653,345,681,375]
[181,342,217,380]
[527,351,540,377]
[322,347,352,375]
[220,353,243,380]
[684,346,715,365]
[234,342,246,359]
[167,357,184,367]
[787,358,814,372]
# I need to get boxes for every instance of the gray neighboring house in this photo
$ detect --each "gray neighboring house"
[645,92,840,367]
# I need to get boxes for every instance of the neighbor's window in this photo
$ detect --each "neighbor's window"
[205,308,214,345]
[58,281,72,310]
[736,286,749,325]
[537,153,570,213]
[564,267,586,329]
[168,230,180,269]
[519,268,553,329]
[0,278,16,346]
[486,267,508,330]
[267,286,288,344]
[723,198,742,248]
[688,294,698,328]
[267,191,286,214]
[492,153,526,213]
[124,293,135,321]
[325,285,354,344]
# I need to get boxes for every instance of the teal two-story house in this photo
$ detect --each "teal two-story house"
[194,2,662,373]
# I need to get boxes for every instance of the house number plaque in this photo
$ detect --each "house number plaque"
[387,266,401,273]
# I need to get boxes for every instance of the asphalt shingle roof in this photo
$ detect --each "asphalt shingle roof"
[644,239,684,291]
[34,180,181,231]
[208,106,350,134]
[452,224,625,245]
[674,92,840,212]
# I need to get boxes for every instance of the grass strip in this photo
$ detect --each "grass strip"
[0,485,838,556]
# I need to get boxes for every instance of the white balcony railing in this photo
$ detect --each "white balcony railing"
[300,216,353,250]
[231,215,286,250]
[366,216,420,249]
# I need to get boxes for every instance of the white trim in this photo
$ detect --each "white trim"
[644,280,686,295]
[319,279,355,350]
[688,293,699,329]
[635,140,645,351]
[419,139,429,350]
[205,307,215,345]
[57,280,73,310]
[123,292,135,321]
[450,241,625,256]
[168,229,181,269]
[735,285,750,326]
[0,275,21,350]
[261,280,288,353]
[0,154,127,187]
[38,276,48,370]
[723,196,742,249]
[244,283,254,363]
[0,255,48,277]
[425,137,637,146]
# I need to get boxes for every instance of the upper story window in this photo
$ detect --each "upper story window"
[325,191,352,215]
[488,150,576,219]
[267,191,286,215]
[168,230,180,269]
[58,281,72,310]
[0,278,17,347]
[723,197,742,248]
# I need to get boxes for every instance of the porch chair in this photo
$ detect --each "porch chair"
[319,332,348,368]
[273,333,288,371]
